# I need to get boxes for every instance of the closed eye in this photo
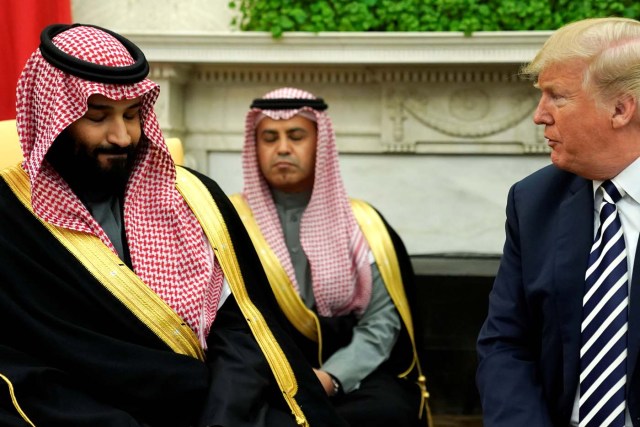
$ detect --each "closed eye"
[288,130,307,141]
[124,109,141,120]
[260,130,279,143]
[84,114,106,123]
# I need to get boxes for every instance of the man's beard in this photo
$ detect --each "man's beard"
[45,129,139,200]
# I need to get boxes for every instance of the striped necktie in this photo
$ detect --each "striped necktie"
[579,180,628,427]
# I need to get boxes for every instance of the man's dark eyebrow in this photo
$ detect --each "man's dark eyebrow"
[260,127,307,132]
[87,101,142,111]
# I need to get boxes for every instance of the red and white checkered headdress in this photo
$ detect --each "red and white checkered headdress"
[242,87,372,316]
[16,24,222,345]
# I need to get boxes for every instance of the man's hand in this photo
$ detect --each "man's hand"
[313,368,338,396]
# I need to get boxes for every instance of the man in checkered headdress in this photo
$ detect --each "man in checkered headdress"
[230,87,432,426]
[0,24,345,427]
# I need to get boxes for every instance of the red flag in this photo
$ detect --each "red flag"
[0,0,71,120]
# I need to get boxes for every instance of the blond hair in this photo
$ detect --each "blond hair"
[522,17,640,102]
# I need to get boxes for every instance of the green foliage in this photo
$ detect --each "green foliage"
[228,0,640,37]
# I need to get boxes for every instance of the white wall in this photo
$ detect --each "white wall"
[72,0,235,32]
[208,152,549,255]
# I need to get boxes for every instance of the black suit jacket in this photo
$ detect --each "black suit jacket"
[477,164,640,426]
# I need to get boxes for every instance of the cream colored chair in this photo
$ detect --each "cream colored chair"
[0,119,23,169]
[0,119,183,168]
[166,137,184,166]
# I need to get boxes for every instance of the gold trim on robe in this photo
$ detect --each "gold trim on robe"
[231,192,432,424]
[349,198,432,424]
[1,164,205,427]
[230,193,325,362]
[0,373,36,427]
[2,165,310,426]
[1,164,204,361]
[176,169,307,426]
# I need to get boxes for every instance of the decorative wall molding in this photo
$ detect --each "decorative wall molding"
[121,31,552,158]
[149,63,192,84]
[125,31,553,65]
[190,66,531,85]
[148,64,192,139]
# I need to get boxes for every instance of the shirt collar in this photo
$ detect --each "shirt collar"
[592,156,640,203]
[271,188,311,210]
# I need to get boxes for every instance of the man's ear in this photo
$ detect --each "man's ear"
[611,94,637,129]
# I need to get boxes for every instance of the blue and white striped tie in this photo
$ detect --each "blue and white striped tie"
[579,180,628,427]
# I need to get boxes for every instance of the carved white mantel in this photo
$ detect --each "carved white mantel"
[124,31,550,64]
[122,31,553,256]
[127,31,552,154]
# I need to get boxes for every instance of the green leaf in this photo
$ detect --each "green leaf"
[290,7,308,24]
[280,15,295,29]
[228,0,640,35]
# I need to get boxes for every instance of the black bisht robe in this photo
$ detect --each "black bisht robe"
[289,206,428,427]
[0,167,346,427]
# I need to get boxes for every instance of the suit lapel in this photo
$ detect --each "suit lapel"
[554,177,593,401]
[627,234,640,388]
